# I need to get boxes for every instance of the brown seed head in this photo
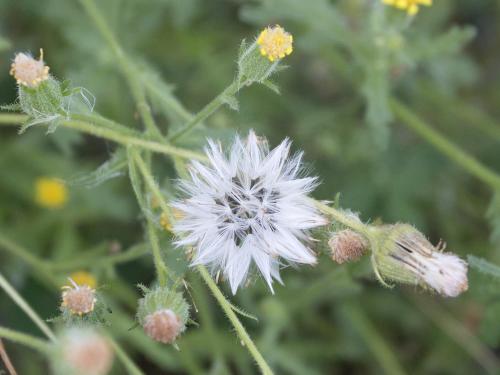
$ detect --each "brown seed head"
[328,229,368,264]
[61,282,96,316]
[143,309,182,344]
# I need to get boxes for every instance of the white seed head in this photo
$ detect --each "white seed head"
[173,130,326,294]
[328,229,368,264]
[60,328,113,375]
[10,50,50,88]
[61,280,96,315]
[143,309,183,344]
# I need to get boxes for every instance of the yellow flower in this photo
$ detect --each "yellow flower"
[257,25,293,62]
[67,271,97,289]
[10,49,50,88]
[35,177,68,208]
[382,0,432,15]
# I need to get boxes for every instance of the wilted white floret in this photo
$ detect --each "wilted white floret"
[173,131,326,294]
[375,224,468,297]
[10,50,49,88]
[416,251,468,297]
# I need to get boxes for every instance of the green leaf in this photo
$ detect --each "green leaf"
[67,149,127,188]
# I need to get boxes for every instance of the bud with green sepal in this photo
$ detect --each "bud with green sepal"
[237,25,293,91]
[137,285,190,345]
[5,49,94,133]
[370,223,468,297]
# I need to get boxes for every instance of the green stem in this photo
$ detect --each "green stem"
[391,99,500,190]
[146,218,168,287]
[108,337,146,375]
[131,149,172,215]
[0,327,51,354]
[168,81,239,143]
[0,273,56,343]
[0,113,206,160]
[197,265,274,375]
[128,148,170,285]
[343,304,407,375]
[313,199,370,236]
[62,119,206,161]
[0,113,27,124]
[78,0,162,138]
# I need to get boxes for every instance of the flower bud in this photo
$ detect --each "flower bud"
[237,25,293,87]
[328,229,368,264]
[143,309,183,344]
[51,327,113,375]
[372,224,468,297]
[61,278,97,316]
[137,286,189,344]
[11,51,64,121]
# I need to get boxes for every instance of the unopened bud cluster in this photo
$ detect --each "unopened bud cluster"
[137,285,189,344]
[372,224,468,297]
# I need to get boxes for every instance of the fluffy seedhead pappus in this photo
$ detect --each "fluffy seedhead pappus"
[173,130,327,294]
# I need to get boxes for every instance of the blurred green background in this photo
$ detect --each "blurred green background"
[0,0,499,374]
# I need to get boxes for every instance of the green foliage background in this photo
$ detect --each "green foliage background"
[0,0,499,374]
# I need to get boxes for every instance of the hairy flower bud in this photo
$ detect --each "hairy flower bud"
[237,26,293,88]
[372,224,468,297]
[328,229,368,264]
[61,278,97,316]
[137,286,189,344]
[143,309,183,344]
[51,328,113,375]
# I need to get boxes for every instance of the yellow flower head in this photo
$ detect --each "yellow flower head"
[67,271,97,289]
[10,49,50,88]
[382,0,432,15]
[35,177,68,209]
[257,25,293,62]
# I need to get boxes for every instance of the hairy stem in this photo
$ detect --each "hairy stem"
[0,327,50,354]
[146,218,169,287]
[197,265,274,375]
[0,273,57,343]
[78,0,162,138]
[168,81,239,143]
[63,119,207,161]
